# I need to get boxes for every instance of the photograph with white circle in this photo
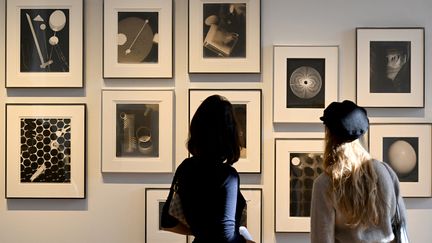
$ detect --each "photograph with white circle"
[369,123,432,197]
[289,152,324,217]
[286,58,325,108]
[20,9,70,72]
[382,137,418,182]
[117,11,159,63]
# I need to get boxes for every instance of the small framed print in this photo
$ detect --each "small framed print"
[273,46,338,123]
[369,123,431,197]
[189,89,262,173]
[187,188,262,243]
[103,0,173,78]
[102,90,173,173]
[188,0,261,73]
[6,104,86,198]
[356,28,424,107]
[275,138,325,232]
[145,188,187,243]
[6,0,83,88]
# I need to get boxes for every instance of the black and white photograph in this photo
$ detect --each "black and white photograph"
[382,137,418,182]
[369,123,431,197]
[273,46,338,123]
[6,0,83,87]
[117,11,159,64]
[356,28,424,107]
[20,9,70,72]
[102,90,173,173]
[116,104,159,158]
[370,41,411,93]
[103,0,172,78]
[6,104,86,199]
[289,153,323,217]
[189,89,261,173]
[233,104,247,158]
[202,3,246,58]
[20,118,72,183]
[189,0,260,73]
[275,138,324,232]
[286,58,325,108]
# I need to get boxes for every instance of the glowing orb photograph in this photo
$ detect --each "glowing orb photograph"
[383,137,418,182]
[369,123,431,197]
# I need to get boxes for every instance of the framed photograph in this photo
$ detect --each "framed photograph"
[273,46,338,123]
[102,90,173,173]
[6,0,83,88]
[188,0,261,73]
[369,123,431,197]
[275,138,325,232]
[187,188,263,243]
[6,104,86,198]
[356,28,424,107]
[145,188,188,243]
[189,89,262,173]
[103,0,173,78]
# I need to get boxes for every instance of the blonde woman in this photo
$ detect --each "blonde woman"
[311,100,408,243]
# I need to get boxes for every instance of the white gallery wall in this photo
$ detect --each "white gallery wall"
[1,0,432,242]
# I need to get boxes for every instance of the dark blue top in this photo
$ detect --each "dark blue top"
[161,157,246,243]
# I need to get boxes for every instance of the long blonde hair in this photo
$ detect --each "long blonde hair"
[323,128,385,227]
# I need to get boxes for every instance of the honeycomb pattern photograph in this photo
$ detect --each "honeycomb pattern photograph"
[20,118,71,183]
[289,152,324,217]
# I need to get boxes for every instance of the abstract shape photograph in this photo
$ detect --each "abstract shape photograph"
[20,9,70,72]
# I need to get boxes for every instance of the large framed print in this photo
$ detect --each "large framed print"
[189,89,262,173]
[6,0,83,88]
[275,138,325,232]
[6,104,86,198]
[187,188,263,243]
[356,28,424,107]
[103,0,173,78]
[273,46,338,123]
[145,188,187,243]
[369,123,431,197]
[188,0,261,73]
[102,90,173,173]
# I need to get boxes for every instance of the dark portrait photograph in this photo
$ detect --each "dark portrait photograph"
[117,11,159,63]
[202,3,246,58]
[116,104,159,158]
[20,118,71,183]
[20,9,70,72]
[383,137,418,182]
[370,41,411,93]
[286,58,325,108]
[289,153,323,217]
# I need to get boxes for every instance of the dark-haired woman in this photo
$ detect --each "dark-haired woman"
[311,100,408,243]
[161,95,254,243]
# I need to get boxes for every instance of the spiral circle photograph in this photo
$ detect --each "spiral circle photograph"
[289,66,322,99]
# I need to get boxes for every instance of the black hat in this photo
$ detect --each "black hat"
[320,100,369,142]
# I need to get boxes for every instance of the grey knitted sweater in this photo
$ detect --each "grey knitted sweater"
[310,160,407,243]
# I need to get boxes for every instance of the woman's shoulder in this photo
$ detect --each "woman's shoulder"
[313,172,331,188]
[370,159,399,183]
